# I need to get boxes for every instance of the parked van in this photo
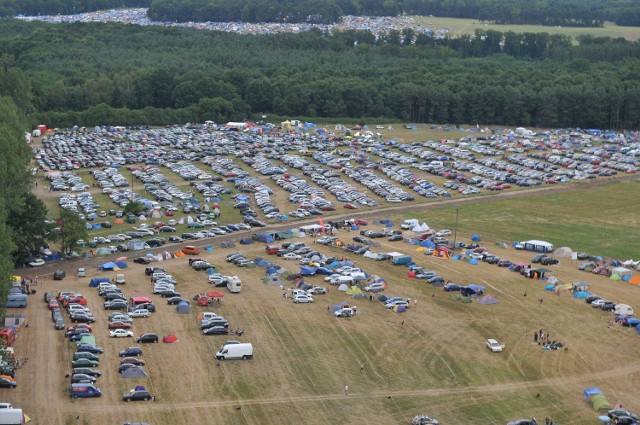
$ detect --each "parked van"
[392,255,412,266]
[182,246,199,255]
[115,274,126,285]
[216,343,253,360]
[227,276,242,293]
[70,383,102,398]
[73,352,100,362]
[0,407,24,424]
[6,294,27,308]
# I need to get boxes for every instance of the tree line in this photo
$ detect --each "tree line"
[2,21,640,130]
[147,0,640,27]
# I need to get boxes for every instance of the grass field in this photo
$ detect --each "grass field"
[412,16,640,41]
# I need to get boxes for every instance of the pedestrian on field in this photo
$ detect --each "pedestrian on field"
[344,385,349,396]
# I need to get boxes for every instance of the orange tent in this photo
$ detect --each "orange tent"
[629,275,640,285]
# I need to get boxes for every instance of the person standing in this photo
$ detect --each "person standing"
[344,385,349,396]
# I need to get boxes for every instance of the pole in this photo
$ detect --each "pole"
[453,208,459,249]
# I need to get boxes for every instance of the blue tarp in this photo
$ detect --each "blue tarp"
[621,274,632,282]
[89,277,110,287]
[92,223,102,230]
[583,388,602,400]
[204,245,214,251]
[544,284,556,291]
[420,240,435,248]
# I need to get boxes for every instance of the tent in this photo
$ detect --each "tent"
[115,261,128,269]
[263,275,283,286]
[338,283,349,292]
[121,365,149,378]
[612,266,631,274]
[393,305,406,313]
[629,276,640,285]
[89,277,110,287]
[468,258,479,265]
[300,266,317,276]
[420,239,435,248]
[78,335,96,347]
[176,301,191,314]
[477,294,498,304]
[590,394,611,412]
[554,247,573,257]
[254,233,274,243]
[407,271,416,278]
[132,296,151,305]
[266,266,278,275]
[573,291,590,299]
[346,286,362,296]
[544,284,556,291]
[240,238,254,245]
[433,247,450,259]
[162,334,178,343]
[220,241,236,248]
[583,388,602,400]
[609,274,621,281]
[470,234,481,242]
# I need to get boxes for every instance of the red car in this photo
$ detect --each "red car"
[67,324,92,332]
[343,203,358,209]
[265,247,279,255]
[62,296,88,307]
[353,218,367,225]
[120,357,145,366]
[48,299,60,310]
[108,321,132,330]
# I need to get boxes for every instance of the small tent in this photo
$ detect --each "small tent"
[176,300,191,314]
[121,365,149,378]
[554,247,573,257]
[263,275,284,286]
[433,247,450,259]
[162,334,178,343]
[573,291,590,299]
[338,283,349,292]
[346,286,362,296]
[590,394,611,412]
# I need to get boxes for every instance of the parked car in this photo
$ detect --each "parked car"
[497,259,512,267]
[540,257,559,265]
[293,294,314,303]
[122,389,154,402]
[137,333,159,344]
[120,357,145,366]
[119,347,143,357]
[72,368,101,377]
[108,321,132,330]
[364,282,385,292]
[128,309,150,318]
[76,344,104,354]
[202,326,229,335]
[70,373,97,384]
[486,339,504,352]
[110,329,134,338]
[72,358,99,368]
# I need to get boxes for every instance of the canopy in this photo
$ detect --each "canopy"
[206,291,224,298]
[132,296,151,304]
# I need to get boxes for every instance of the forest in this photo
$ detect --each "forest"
[1,20,640,129]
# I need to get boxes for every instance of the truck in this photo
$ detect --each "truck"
[227,276,242,293]
[216,343,253,360]
[0,404,25,424]
[70,383,102,398]
[5,295,27,308]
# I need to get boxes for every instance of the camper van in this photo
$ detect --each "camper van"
[392,255,412,266]
[216,343,253,360]
[0,406,24,425]
[115,274,126,285]
[70,383,102,398]
[5,294,27,308]
[227,276,242,293]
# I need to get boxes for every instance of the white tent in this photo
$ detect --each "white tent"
[554,247,573,257]
[412,225,423,232]
[420,223,430,231]
[186,216,194,224]
[338,283,349,292]
[612,266,632,274]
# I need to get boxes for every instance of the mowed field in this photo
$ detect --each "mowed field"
[6,214,640,425]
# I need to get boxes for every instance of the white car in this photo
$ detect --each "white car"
[307,286,327,295]
[335,307,354,317]
[435,229,452,237]
[265,212,280,219]
[385,300,409,309]
[591,299,607,308]
[486,339,504,352]
[283,253,301,260]
[293,294,314,303]
[128,309,150,318]
[364,282,385,292]
[28,258,45,267]
[110,329,134,338]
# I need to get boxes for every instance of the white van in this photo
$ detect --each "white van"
[216,343,253,360]
[227,276,242,293]
[115,274,126,285]
[401,219,419,230]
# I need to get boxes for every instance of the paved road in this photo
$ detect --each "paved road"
[17,172,638,278]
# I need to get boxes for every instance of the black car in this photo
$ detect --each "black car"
[352,236,367,243]
[72,367,101,377]
[608,410,639,422]
[540,257,559,265]
[0,377,17,388]
[145,266,165,276]
[104,300,128,310]
[117,244,129,252]
[484,256,500,264]
[66,329,91,339]
[118,363,137,374]
[119,347,143,357]
[601,301,616,311]
[167,297,184,305]
[137,333,159,344]
[531,254,547,263]
[202,326,229,335]
[159,289,180,298]
[122,389,154,402]
[70,314,96,323]
[133,303,156,313]
[134,257,151,265]
[585,295,602,304]
[76,344,104,354]
[53,270,66,280]
[168,236,184,243]
[497,259,512,267]
[388,235,403,242]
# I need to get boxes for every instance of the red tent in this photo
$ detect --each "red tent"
[406,271,417,278]
[206,291,225,298]
[162,334,178,343]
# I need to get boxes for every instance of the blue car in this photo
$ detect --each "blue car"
[119,347,143,357]
[76,344,104,354]
[443,284,461,292]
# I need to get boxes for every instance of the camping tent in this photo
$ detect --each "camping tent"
[162,334,178,343]
[89,277,110,287]
[240,238,254,245]
[583,387,602,399]
[176,301,191,314]
[554,247,573,257]
[629,275,640,285]
[100,262,117,270]
[263,275,284,286]
[433,247,450,259]
[346,286,362,296]
[590,394,611,412]
[338,283,349,292]
[573,291,590,299]
[121,365,149,378]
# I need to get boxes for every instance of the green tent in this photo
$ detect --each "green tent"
[346,286,362,296]
[590,394,611,412]
[610,274,621,281]
[77,335,96,347]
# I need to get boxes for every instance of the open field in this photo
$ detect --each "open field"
[6,193,640,424]
[412,16,640,41]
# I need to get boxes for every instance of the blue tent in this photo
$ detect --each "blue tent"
[89,277,110,287]
[329,261,341,268]
[204,245,214,251]
[377,294,388,302]
[544,284,556,291]
[316,267,333,275]
[621,274,632,282]
[240,238,254,245]
[385,221,394,227]
[573,291,590,299]
[471,234,481,242]
[627,318,640,326]
[115,261,128,269]
[254,233,274,243]
[300,266,317,276]
[255,258,270,267]
[207,268,218,275]
[266,266,278,275]
[451,255,462,260]
[469,258,479,265]
[92,223,102,230]
[176,300,191,314]
[351,225,359,230]
[420,239,435,248]
[100,262,117,270]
